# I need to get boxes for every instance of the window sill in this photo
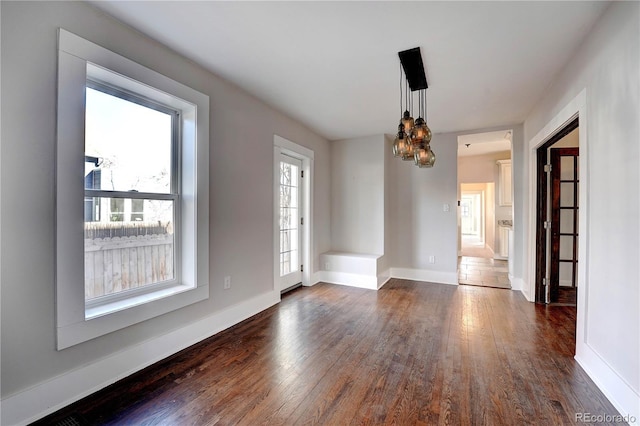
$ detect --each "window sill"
[86,283,194,320]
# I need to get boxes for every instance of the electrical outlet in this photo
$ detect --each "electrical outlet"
[223,276,231,290]
[428,256,435,264]
[443,203,450,212]
[324,262,330,270]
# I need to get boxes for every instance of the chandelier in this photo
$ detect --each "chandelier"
[392,48,435,168]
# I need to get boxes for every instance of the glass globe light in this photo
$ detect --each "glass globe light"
[414,144,436,168]
[401,110,414,134]
[402,141,415,161]
[392,124,409,158]
[409,117,432,145]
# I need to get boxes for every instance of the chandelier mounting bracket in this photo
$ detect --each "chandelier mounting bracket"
[398,47,428,91]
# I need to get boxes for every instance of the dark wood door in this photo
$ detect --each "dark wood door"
[550,148,579,303]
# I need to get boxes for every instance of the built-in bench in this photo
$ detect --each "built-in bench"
[316,251,390,290]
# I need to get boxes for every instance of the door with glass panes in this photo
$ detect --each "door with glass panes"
[549,147,579,303]
[278,154,303,291]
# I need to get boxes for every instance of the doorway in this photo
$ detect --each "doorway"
[457,130,512,290]
[534,118,579,304]
[461,191,483,240]
[273,135,313,294]
[460,185,492,258]
[278,154,303,292]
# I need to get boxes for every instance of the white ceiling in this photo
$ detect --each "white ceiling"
[457,130,511,157]
[88,1,608,141]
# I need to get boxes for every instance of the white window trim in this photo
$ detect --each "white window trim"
[56,29,209,350]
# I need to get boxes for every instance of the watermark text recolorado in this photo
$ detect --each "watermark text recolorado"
[575,412,636,424]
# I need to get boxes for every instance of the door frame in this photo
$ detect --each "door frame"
[273,135,314,291]
[533,118,579,303]
[278,154,304,291]
[526,89,589,354]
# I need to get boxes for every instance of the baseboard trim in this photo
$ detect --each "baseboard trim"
[511,276,524,292]
[316,268,455,290]
[0,290,281,426]
[316,270,379,290]
[390,268,458,285]
[377,269,391,289]
[575,345,640,425]
[513,278,530,300]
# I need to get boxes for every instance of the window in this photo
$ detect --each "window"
[56,29,209,349]
[84,82,178,303]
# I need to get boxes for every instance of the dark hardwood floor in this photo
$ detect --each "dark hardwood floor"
[35,280,621,425]
[555,287,578,306]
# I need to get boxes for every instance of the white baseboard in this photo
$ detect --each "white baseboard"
[377,269,391,289]
[316,268,452,290]
[575,344,640,425]
[0,290,281,426]
[512,277,530,300]
[510,276,525,292]
[308,272,322,286]
[390,268,458,285]
[316,270,379,290]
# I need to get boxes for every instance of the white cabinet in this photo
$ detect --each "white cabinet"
[499,226,510,258]
[497,159,512,206]
[508,228,514,279]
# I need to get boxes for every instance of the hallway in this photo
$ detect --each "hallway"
[459,234,510,289]
[458,256,510,289]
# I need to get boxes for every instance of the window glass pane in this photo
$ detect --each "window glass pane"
[560,183,574,207]
[281,251,291,275]
[85,87,172,193]
[278,159,300,277]
[559,235,573,260]
[559,262,573,287]
[84,198,174,300]
[280,163,290,185]
[131,199,144,221]
[560,209,574,234]
[560,156,575,180]
[110,198,124,222]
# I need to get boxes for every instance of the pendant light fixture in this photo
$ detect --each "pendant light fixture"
[392,62,412,159]
[392,47,435,168]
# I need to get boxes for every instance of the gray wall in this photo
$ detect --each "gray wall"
[0,0,331,398]
[329,132,459,277]
[330,135,385,255]
[389,133,459,273]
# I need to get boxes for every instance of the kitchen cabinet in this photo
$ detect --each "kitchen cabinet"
[497,159,512,206]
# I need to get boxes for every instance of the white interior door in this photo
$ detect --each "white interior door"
[278,154,303,291]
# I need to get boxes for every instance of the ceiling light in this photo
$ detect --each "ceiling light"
[392,47,435,168]
[415,143,436,168]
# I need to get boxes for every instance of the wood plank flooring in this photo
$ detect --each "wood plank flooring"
[34,280,621,425]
